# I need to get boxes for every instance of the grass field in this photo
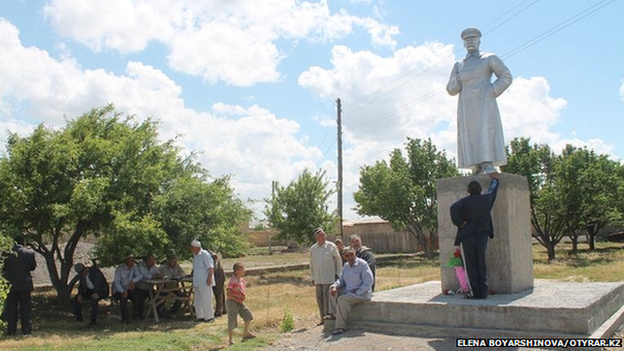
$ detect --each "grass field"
[1,241,623,350]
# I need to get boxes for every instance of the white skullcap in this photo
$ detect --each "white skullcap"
[191,239,201,248]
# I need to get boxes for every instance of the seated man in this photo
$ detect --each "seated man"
[72,263,109,327]
[329,247,374,335]
[112,255,143,322]
[158,254,186,315]
[136,253,164,318]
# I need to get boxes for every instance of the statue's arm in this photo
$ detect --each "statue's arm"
[490,56,512,97]
[446,62,462,96]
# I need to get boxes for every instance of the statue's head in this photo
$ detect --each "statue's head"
[461,28,481,54]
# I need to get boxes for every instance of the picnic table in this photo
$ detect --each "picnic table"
[143,277,195,322]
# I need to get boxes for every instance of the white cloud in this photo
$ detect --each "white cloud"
[620,79,624,100]
[43,0,399,86]
[498,76,567,144]
[551,138,616,159]
[0,19,322,217]
[299,43,456,144]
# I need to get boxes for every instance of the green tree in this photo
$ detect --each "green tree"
[264,169,337,245]
[503,138,623,259]
[0,232,14,328]
[504,138,564,260]
[354,138,459,258]
[576,150,623,250]
[0,105,250,306]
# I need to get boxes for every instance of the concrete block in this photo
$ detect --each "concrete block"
[437,173,533,294]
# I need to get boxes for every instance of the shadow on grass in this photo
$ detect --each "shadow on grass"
[533,244,623,266]
[254,275,310,287]
[26,293,200,338]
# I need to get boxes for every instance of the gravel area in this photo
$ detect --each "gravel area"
[31,242,115,287]
[266,324,624,351]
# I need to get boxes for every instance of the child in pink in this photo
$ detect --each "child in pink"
[226,262,255,345]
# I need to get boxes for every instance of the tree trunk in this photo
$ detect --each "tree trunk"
[586,224,597,251]
[406,225,435,259]
[35,227,84,308]
[569,234,578,254]
[39,250,69,308]
[546,243,556,261]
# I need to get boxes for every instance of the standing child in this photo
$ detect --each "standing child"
[226,263,255,345]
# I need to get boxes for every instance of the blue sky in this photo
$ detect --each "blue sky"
[1,0,623,222]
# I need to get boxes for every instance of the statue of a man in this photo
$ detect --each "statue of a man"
[447,28,512,174]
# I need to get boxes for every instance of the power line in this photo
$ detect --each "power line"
[481,0,542,37]
[501,0,617,60]
[314,127,332,152]
[340,0,541,118]
[348,87,446,134]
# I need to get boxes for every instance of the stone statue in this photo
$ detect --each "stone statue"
[447,28,512,174]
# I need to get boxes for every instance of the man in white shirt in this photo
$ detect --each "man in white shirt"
[190,239,215,323]
[112,255,143,322]
[136,253,163,318]
[309,227,342,325]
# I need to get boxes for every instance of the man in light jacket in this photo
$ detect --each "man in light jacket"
[309,228,342,325]
[112,254,143,322]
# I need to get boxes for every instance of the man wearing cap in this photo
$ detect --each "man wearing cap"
[112,255,143,322]
[309,228,342,325]
[2,236,36,335]
[349,234,376,292]
[71,263,109,326]
[190,239,215,323]
[447,27,512,175]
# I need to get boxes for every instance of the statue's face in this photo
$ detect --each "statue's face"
[463,36,480,53]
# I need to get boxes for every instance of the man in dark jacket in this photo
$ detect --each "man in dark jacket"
[2,236,37,335]
[451,172,499,299]
[349,234,376,292]
[71,263,109,326]
[210,251,226,317]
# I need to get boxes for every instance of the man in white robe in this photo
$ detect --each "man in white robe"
[190,239,215,322]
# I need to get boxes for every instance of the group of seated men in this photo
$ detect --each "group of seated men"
[72,252,225,326]
[109,253,188,322]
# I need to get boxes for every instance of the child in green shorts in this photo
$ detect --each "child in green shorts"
[226,262,255,345]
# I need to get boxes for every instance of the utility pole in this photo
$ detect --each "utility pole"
[336,98,343,239]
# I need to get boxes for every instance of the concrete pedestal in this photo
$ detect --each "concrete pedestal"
[348,281,624,338]
[437,173,533,294]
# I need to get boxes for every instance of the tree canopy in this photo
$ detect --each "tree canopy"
[0,105,250,306]
[354,138,459,258]
[264,169,337,245]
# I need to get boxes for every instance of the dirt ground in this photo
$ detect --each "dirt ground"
[266,324,624,351]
